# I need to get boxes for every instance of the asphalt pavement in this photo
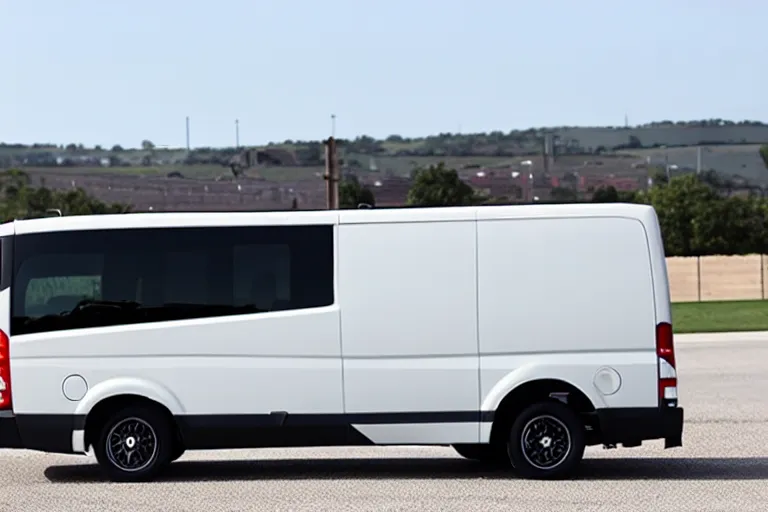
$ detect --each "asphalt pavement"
[1,334,767,511]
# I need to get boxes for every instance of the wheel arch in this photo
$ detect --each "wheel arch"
[77,379,184,450]
[74,377,185,418]
[488,378,597,448]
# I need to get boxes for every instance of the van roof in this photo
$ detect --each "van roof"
[6,202,655,235]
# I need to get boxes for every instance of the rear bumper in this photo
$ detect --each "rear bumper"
[596,406,684,448]
[0,412,23,449]
[0,412,77,453]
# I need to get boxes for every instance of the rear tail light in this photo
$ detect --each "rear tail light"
[0,329,11,410]
[656,322,677,406]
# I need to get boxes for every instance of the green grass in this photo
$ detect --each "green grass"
[672,300,768,333]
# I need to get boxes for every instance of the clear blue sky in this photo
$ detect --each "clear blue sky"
[1,0,764,149]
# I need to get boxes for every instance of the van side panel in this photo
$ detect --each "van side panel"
[10,309,344,415]
[477,215,658,440]
[338,220,480,444]
[8,223,346,453]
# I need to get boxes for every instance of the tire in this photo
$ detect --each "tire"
[452,444,506,464]
[93,404,174,482]
[506,401,585,480]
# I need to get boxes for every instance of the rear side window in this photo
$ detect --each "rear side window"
[20,253,103,318]
[11,225,334,335]
[26,276,102,316]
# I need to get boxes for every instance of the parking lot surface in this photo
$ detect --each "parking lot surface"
[1,337,767,512]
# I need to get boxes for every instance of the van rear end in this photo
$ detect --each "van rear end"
[645,205,683,445]
[595,205,683,450]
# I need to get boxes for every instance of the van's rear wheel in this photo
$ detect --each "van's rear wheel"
[506,401,585,479]
[93,405,174,482]
[452,443,505,464]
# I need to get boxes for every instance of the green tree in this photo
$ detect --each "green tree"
[339,175,376,209]
[692,195,766,255]
[0,169,130,220]
[760,144,768,169]
[0,169,33,219]
[591,186,638,203]
[591,185,620,203]
[406,162,478,207]
[641,174,723,256]
[53,188,131,215]
[550,186,578,203]
[481,195,514,205]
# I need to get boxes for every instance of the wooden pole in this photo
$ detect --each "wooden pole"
[324,137,339,209]
[697,255,702,302]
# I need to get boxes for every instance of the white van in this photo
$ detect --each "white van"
[0,203,683,482]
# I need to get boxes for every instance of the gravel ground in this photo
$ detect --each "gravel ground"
[1,337,766,512]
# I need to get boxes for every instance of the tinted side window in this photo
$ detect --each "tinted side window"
[11,225,334,335]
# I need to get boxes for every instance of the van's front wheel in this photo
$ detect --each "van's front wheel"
[506,401,585,479]
[93,405,174,482]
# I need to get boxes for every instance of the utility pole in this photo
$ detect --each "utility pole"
[235,119,240,148]
[696,146,702,174]
[185,116,191,151]
[324,136,339,209]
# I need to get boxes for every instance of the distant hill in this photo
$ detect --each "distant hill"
[620,145,768,184]
[2,119,767,185]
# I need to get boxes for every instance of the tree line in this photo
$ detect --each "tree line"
[592,173,768,257]
[5,119,768,167]
[0,169,130,222]
[4,163,768,259]
[7,118,764,154]
[341,162,768,258]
